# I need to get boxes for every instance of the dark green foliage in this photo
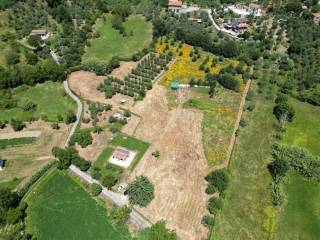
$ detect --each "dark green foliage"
[128,175,154,207]
[140,220,178,240]
[272,144,320,181]
[208,196,223,214]
[268,159,289,181]
[102,172,119,188]
[6,207,25,224]
[206,73,217,98]
[27,35,42,48]
[65,111,76,124]
[52,147,91,171]
[201,215,215,228]
[90,183,102,196]
[271,182,284,206]
[111,206,131,224]
[70,129,93,148]
[6,51,20,65]
[273,101,295,122]
[10,118,25,131]
[205,170,229,194]
[0,188,20,224]
[20,100,37,112]
[217,73,240,92]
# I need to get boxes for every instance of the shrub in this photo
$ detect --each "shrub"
[91,167,102,180]
[217,73,240,92]
[51,123,60,130]
[65,111,77,124]
[90,183,102,196]
[267,159,289,181]
[201,215,215,228]
[208,196,223,214]
[142,221,178,240]
[152,150,160,158]
[72,156,91,171]
[128,175,154,207]
[0,121,6,129]
[10,119,25,131]
[6,207,24,224]
[271,182,284,206]
[111,206,131,224]
[102,172,119,188]
[205,170,229,193]
[20,100,37,111]
[273,101,295,122]
[70,130,93,148]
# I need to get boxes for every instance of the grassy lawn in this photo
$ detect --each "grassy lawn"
[94,147,114,169]
[0,81,76,122]
[184,87,240,165]
[274,99,320,240]
[25,170,132,240]
[282,98,320,156]
[0,178,24,190]
[0,137,37,148]
[111,134,150,170]
[211,91,276,240]
[83,15,152,62]
[275,172,320,240]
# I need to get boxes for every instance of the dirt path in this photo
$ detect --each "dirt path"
[207,79,252,173]
[0,131,42,140]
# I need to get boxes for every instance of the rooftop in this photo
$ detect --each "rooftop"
[113,148,130,161]
[168,0,182,7]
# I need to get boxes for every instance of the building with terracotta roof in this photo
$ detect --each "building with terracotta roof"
[168,0,183,13]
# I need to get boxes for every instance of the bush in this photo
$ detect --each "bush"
[208,196,223,214]
[20,100,37,111]
[10,119,25,131]
[142,221,178,240]
[205,170,229,194]
[217,73,240,92]
[90,183,102,196]
[152,150,160,158]
[65,111,77,124]
[51,123,60,130]
[70,130,93,148]
[111,206,131,224]
[72,156,91,171]
[267,159,289,181]
[102,172,119,188]
[271,182,284,206]
[128,175,154,207]
[6,207,24,224]
[273,101,295,122]
[0,121,6,129]
[201,215,215,228]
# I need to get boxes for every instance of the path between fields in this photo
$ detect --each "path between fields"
[69,165,152,229]
[0,130,41,140]
[207,79,252,173]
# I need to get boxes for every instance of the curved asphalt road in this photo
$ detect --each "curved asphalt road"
[63,80,83,147]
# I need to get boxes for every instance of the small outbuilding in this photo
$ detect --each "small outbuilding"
[29,29,51,40]
[171,81,180,90]
[112,148,131,162]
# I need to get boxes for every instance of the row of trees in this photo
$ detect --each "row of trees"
[98,54,171,100]
[52,147,91,171]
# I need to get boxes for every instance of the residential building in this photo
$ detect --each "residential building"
[168,0,183,13]
[112,148,131,161]
[30,29,51,40]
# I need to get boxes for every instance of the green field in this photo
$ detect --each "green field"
[274,99,320,240]
[0,178,24,190]
[111,134,150,170]
[184,87,240,165]
[0,81,76,122]
[282,98,320,155]
[0,137,36,148]
[275,172,320,240]
[26,170,132,240]
[83,15,152,62]
[211,91,276,240]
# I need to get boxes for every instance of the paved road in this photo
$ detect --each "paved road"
[69,165,152,229]
[63,80,83,147]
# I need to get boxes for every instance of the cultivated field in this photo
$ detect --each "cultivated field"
[25,170,132,240]
[83,15,152,62]
[0,82,76,122]
[69,71,134,109]
[0,121,69,187]
[125,84,210,240]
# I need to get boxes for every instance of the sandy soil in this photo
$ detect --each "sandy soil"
[0,130,42,140]
[69,71,134,110]
[128,84,209,240]
[111,61,138,80]
[76,131,112,162]
[122,114,141,136]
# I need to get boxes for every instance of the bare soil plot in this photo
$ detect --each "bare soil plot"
[69,71,134,110]
[0,130,41,140]
[128,84,209,240]
[76,131,112,162]
[111,61,138,80]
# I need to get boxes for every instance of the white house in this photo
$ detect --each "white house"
[30,29,51,41]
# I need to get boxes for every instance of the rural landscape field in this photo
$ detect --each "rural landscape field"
[0,0,319,240]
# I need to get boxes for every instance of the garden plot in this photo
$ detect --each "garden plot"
[127,84,209,240]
